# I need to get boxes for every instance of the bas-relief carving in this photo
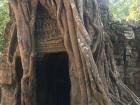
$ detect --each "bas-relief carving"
[0,4,67,105]
[1,0,140,105]
[35,5,65,53]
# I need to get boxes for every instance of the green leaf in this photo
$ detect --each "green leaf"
[0,0,10,52]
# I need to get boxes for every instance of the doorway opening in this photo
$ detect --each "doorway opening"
[15,57,23,105]
[36,52,71,105]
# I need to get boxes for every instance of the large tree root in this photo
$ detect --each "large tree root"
[8,0,140,105]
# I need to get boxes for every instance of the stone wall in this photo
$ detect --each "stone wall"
[0,1,139,105]
[97,0,140,98]
[0,19,17,105]
[108,21,140,98]
[133,25,140,64]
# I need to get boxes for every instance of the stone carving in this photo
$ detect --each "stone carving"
[35,5,65,53]
[0,0,139,105]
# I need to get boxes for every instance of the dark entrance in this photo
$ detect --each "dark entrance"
[15,57,23,105]
[36,53,71,105]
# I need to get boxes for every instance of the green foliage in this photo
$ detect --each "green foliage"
[109,0,140,21]
[127,0,140,21]
[0,0,10,51]
[109,0,130,21]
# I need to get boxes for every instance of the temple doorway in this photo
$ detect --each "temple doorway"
[36,52,71,105]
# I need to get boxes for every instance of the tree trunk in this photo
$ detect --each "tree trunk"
[8,0,140,105]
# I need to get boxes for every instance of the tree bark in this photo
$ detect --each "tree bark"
[8,0,140,105]
[9,0,38,105]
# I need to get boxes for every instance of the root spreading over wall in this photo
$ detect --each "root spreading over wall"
[8,0,140,105]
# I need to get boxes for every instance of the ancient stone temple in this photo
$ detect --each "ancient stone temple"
[0,4,71,105]
[0,0,140,105]
[97,0,140,98]
[32,5,70,105]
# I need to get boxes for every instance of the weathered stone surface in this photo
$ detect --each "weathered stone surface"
[0,14,16,105]
[0,0,139,105]
[35,5,65,53]
[108,21,140,99]
[1,86,15,105]
[0,68,13,85]
[97,0,140,99]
